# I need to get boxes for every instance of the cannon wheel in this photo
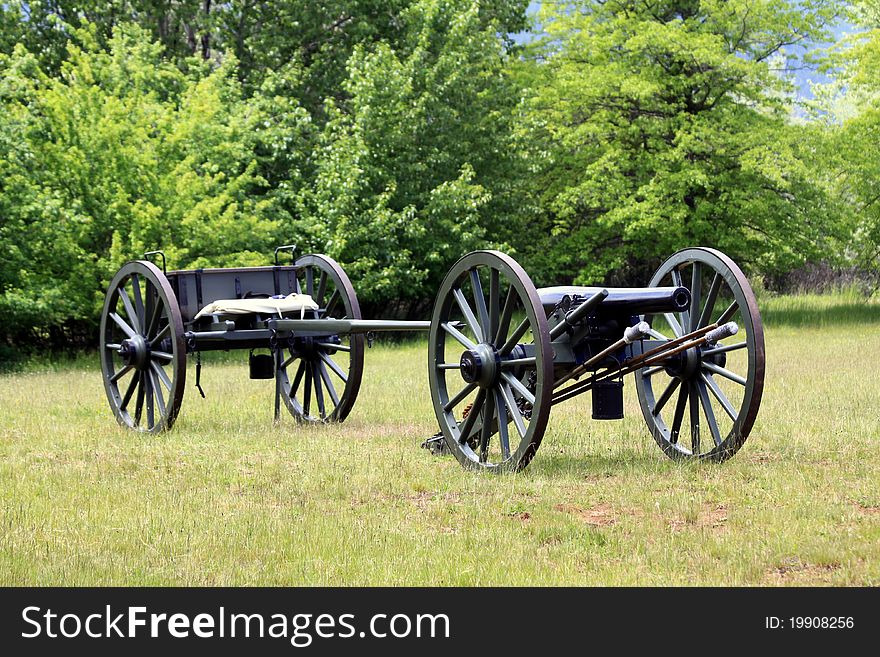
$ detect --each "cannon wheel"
[428,251,553,473]
[100,261,186,433]
[635,248,765,461]
[276,254,365,423]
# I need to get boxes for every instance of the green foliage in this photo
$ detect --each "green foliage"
[2,0,879,358]
[518,0,847,285]
[0,23,311,347]
[298,0,527,304]
[811,1,880,274]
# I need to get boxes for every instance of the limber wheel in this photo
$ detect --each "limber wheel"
[635,248,765,461]
[428,251,553,473]
[276,254,365,423]
[100,261,186,432]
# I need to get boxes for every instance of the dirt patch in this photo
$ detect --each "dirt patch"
[669,503,729,531]
[554,502,616,527]
[751,452,781,464]
[852,501,880,516]
[765,558,841,585]
[508,512,531,522]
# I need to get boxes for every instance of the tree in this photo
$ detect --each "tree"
[0,24,311,351]
[813,1,880,278]
[297,0,530,312]
[518,0,846,286]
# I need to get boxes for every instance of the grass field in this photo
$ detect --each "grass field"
[1,294,878,585]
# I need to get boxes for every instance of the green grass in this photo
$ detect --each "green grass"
[1,294,879,585]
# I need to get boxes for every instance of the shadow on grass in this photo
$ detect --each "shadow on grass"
[525,448,679,479]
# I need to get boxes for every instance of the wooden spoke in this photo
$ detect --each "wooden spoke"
[318,361,340,407]
[689,262,702,332]
[442,322,478,351]
[700,372,738,421]
[717,300,738,325]
[670,268,690,332]
[494,285,516,347]
[149,324,170,347]
[470,269,491,343]
[144,299,162,342]
[305,267,315,298]
[670,384,688,444]
[110,364,133,383]
[697,272,722,330]
[313,361,326,419]
[118,287,141,335]
[316,271,328,307]
[290,361,306,399]
[437,363,461,370]
[134,375,145,426]
[302,365,312,417]
[120,371,140,411]
[323,289,341,317]
[144,375,155,428]
[701,341,747,357]
[697,380,722,447]
[151,351,173,362]
[280,352,298,370]
[488,269,500,347]
[664,312,684,338]
[688,381,700,454]
[500,383,527,439]
[151,361,172,391]
[652,377,680,416]
[495,388,511,460]
[457,389,486,444]
[151,370,166,417]
[499,318,529,356]
[453,287,483,343]
[130,273,146,330]
[502,372,535,406]
[444,383,477,413]
[479,391,496,463]
[641,365,664,377]
[110,312,137,339]
[320,352,348,383]
[702,361,747,386]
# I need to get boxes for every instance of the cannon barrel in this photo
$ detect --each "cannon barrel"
[539,285,691,316]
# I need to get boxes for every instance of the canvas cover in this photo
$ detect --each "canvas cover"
[193,293,319,320]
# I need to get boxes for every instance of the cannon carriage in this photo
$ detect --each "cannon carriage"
[99,246,764,472]
[425,248,764,472]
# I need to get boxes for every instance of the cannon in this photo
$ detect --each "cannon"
[424,248,764,472]
[98,246,764,473]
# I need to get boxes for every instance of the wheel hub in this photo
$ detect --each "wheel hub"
[664,346,700,380]
[459,343,499,388]
[119,335,149,369]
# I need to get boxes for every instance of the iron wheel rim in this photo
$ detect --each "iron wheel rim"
[99,260,186,433]
[276,254,365,423]
[428,250,553,473]
[635,247,765,461]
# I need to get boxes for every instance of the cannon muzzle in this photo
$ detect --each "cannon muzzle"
[539,285,691,317]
